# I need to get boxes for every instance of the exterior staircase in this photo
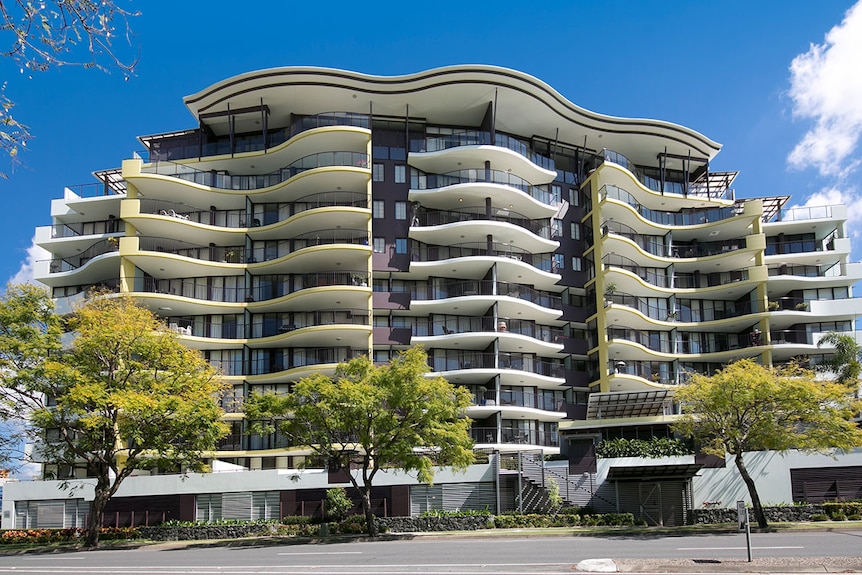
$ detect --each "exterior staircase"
[516,451,614,510]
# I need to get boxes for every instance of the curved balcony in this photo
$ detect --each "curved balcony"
[412,317,564,355]
[470,426,559,449]
[409,132,556,185]
[410,280,562,324]
[409,251,560,292]
[602,220,668,258]
[411,280,561,307]
[602,254,755,297]
[429,351,565,389]
[210,347,369,379]
[135,191,367,230]
[37,239,120,287]
[414,207,554,238]
[411,241,557,273]
[132,271,370,315]
[606,326,762,361]
[608,359,679,391]
[141,151,369,191]
[166,308,369,339]
[41,218,125,241]
[410,216,558,255]
[600,184,742,228]
[410,130,555,171]
[409,169,559,214]
[604,292,762,329]
[468,389,566,422]
[146,112,370,163]
[125,230,370,278]
[599,148,734,201]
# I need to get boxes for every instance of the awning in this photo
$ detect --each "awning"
[586,389,673,420]
[607,463,703,482]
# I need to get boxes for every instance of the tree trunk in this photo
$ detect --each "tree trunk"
[84,481,111,547]
[360,486,377,537]
[734,452,768,528]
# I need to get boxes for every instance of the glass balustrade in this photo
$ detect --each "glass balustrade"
[141,151,369,191]
[414,206,554,238]
[411,169,559,207]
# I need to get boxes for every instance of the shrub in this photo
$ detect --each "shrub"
[596,437,692,459]
[325,488,353,522]
[810,514,830,522]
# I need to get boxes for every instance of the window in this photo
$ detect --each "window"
[372,164,384,182]
[571,256,582,271]
[395,201,407,220]
[373,237,385,253]
[553,253,564,271]
[568,188,579,206]
[394,165,406,183]
[571,222,580,240]
[551,184,562,204]
[373,315,389,327]
[372,200,384,218]
[395,238,408,254]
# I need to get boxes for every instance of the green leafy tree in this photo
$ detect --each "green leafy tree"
[818,331,861,389]
[0,1,139,177]
[672,358,862,528]
[545,476,562,516]
[0,285,228,547]
[325,487,353,522]
[245,347,475,536]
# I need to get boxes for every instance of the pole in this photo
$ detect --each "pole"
[517,451,523,513]
[737,500,752,562]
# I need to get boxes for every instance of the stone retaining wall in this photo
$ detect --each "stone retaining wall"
[138,523,279,541]
[690,504,827,524]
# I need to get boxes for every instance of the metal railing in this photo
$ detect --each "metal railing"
[600,184,740,226]
[47,239,119,272]
[135,271,369,303]
[409,279,562,310]
[410,130,555,171]
[411,168,559,207]
[410,241,557,273]
[470,426,559,447]
[428,351,565,378]
[142,151,369,191]
[415,206,554,238]
[146,112,370,162]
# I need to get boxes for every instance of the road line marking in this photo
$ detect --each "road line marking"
[677,545,804,550]
[277,551,363,555]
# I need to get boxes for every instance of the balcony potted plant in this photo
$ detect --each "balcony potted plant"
[604,282,617,307]
[768,301,780,311]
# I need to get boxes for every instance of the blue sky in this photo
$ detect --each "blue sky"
[2,0,862,284]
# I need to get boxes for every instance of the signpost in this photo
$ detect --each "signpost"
[737,500,752,562]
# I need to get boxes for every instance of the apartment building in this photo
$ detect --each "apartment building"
[9,65,860,526]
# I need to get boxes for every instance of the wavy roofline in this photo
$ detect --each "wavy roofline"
[183,65,722,159]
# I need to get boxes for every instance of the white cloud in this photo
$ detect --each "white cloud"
[788,1,862,177]
[8,237,50,286]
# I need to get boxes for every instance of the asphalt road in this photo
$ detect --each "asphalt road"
[1,530,861,574]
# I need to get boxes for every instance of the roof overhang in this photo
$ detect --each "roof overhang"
[181,66,723,167]
[586,389,673,420]
[607,463,703,481]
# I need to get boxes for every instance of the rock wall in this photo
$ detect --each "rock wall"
[690,504,827,524]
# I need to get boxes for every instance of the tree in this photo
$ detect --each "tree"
[0,1,139,177]
[672,358,862,528]
[244,347,475,536]
[0,285,228,547]
[818,331,861,389]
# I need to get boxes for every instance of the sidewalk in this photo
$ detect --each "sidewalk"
[579,557,862,573]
